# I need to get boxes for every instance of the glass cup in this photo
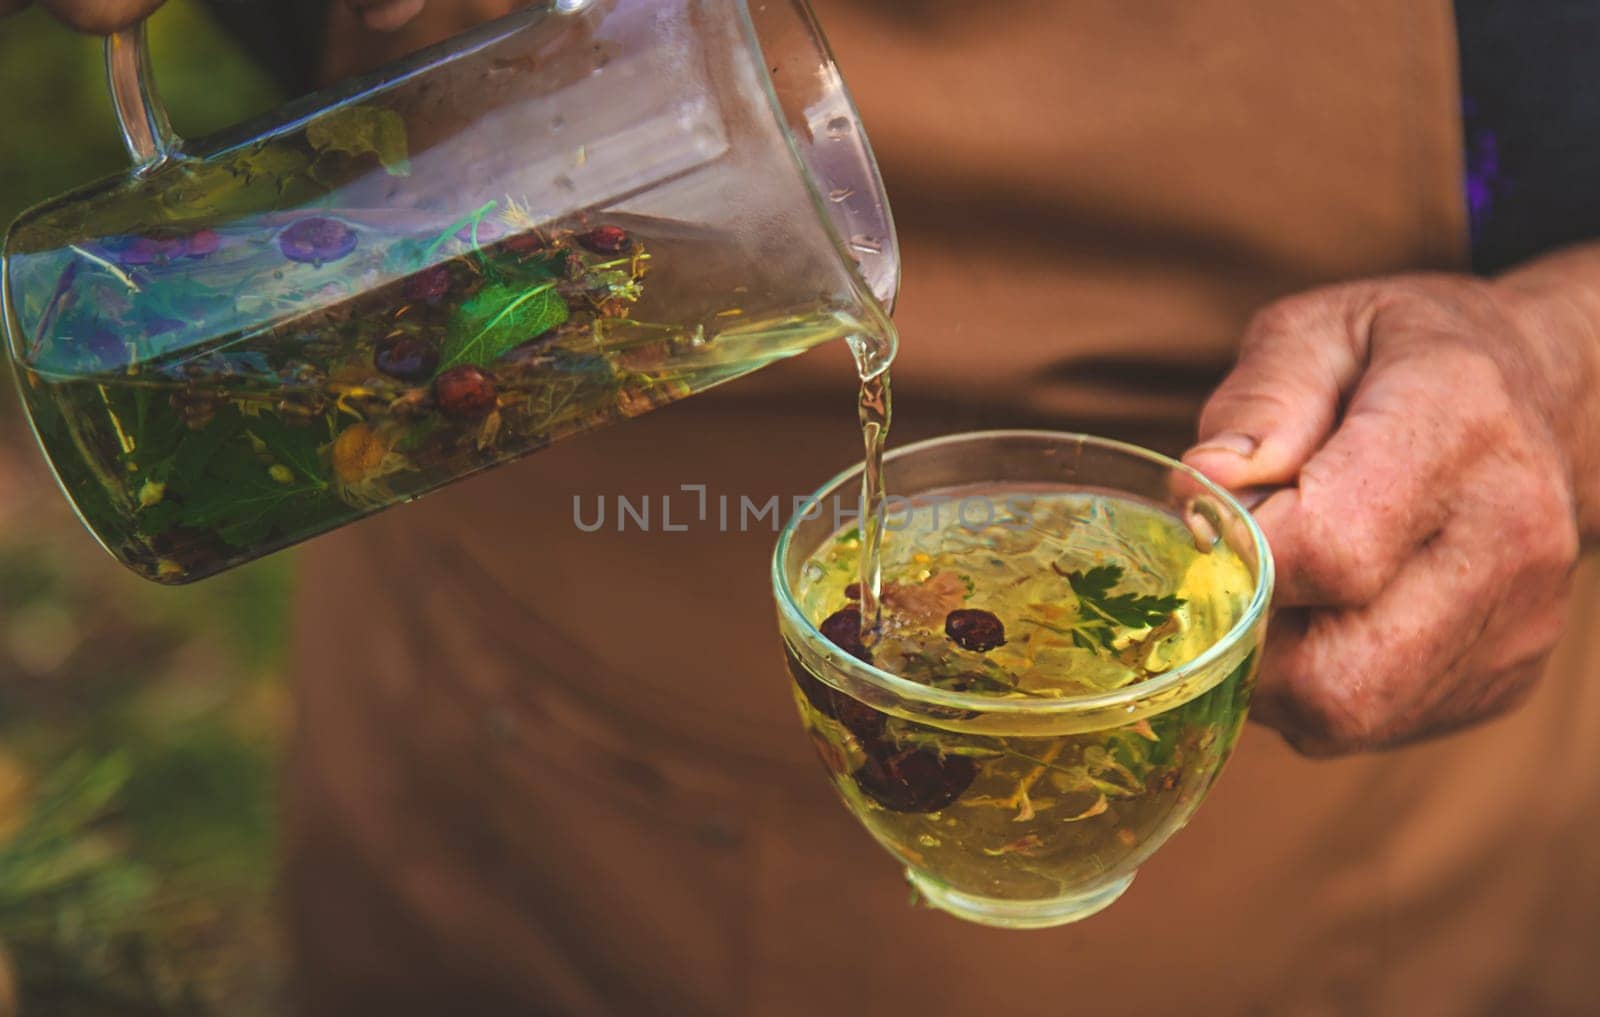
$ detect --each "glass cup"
[773,431,1273,928]
[3,0,896,583]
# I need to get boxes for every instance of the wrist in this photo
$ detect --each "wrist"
[1492,247,1600,543]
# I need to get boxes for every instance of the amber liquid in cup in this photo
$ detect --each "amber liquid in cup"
[774,432,1272,928]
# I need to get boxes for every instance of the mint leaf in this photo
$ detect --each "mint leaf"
[438,279,568,371]
[160,407,334,547]
[245,414,326,486]
[176,452,332,547]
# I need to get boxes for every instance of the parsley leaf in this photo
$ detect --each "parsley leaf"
[1054,563,1185,654]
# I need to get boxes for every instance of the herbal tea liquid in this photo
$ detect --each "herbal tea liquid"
[11,212,889,582]
[788,488,1257,901]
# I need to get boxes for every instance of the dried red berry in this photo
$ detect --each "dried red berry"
[835,695,888,742]
[946,608,1006,652]
[374,336,440,382]
[578,225,632,255]
[433,365,498,418]
[787,650,839,718]
[786,650,886,741]
[853,745,976,813]
[502,232,545,256]
[403,264,453,304]
[820,607,871,662]
[843,582,861,600]
[278,217,357,265]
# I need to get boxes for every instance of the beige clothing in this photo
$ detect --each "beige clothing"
[289,2,1600,1014]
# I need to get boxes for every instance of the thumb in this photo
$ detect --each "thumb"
[38,0,164,34]
[345,0,427,32]
[1184,285,1376,489]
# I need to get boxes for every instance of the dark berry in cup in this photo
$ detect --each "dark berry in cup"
[578,225,632,255]
[835,695,888,743]
[820,607,871,662]
[946,608,1006,652]
[403,264,453,304]
[853,745,976,813]
[843,582,861,600]
[787,649,839,718]
[278,217,358,265]
[374,336,440,382]
[433,366,498,419]
[787,648,888,745]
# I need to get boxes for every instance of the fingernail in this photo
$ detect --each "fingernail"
[1188,432,1258,459]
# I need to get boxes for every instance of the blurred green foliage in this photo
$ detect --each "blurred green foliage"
[1,4,295,1014]
[0,2,281,228]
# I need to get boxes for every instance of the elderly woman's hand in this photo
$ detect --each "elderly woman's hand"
[0,0,427,32]
[1184,256,1600,756]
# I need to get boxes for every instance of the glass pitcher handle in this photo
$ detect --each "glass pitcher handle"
[105,21,178,172]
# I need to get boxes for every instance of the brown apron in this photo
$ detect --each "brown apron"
[288,2,1600,1014]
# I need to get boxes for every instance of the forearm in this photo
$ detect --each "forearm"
[1491,244,1600,544]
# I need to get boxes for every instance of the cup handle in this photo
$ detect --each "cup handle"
[105,20,179,172]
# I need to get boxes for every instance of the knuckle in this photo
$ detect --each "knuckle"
[1439,659,1546,735]
[1273,637,1385,754]
[1241,292,1340,353]
[1284,680,1383,756]
[1442,350,1517,434]
[1287,480,1393,604]
[1489,467,1578,578]
[1521,512,1579,576]
[1528,484,1581,565]
[1299,545,1386,605]
[1242,299,1310,348]
[1484,673,1541,721]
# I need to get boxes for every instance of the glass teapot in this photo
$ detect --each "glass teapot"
[1,0,898,583]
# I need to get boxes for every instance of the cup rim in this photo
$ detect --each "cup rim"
[771,429,1275,715]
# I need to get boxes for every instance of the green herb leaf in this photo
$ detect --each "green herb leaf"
[176,455,333,547]
[306,105,411,176]
[1062,563,1185,629]
[244,414,326,486]
[438,279,568,372]
[153,407,334,547]
[1054,563,1185,656]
